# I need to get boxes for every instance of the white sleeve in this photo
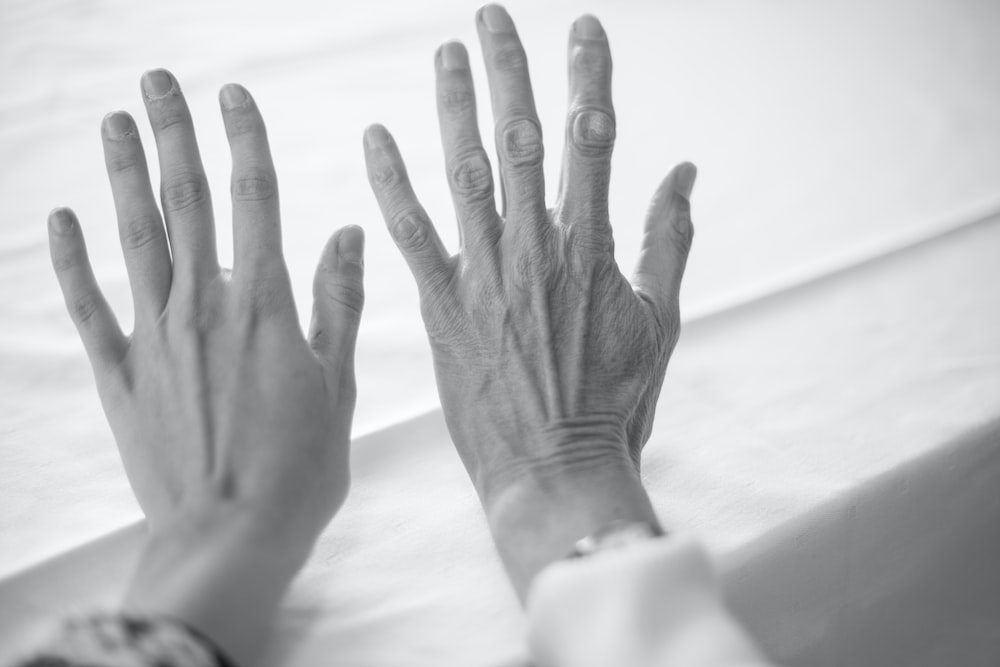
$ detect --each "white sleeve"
[525,534,775,667]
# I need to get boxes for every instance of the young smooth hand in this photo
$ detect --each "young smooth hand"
[364,5,695,597]
[48,69,364,663]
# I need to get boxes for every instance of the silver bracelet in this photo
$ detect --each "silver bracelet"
[568,519,666,559]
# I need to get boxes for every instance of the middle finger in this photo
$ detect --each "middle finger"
[141,68,219,291]
[476,4,546,225]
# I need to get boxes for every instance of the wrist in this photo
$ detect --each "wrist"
[124,501,312,666]
[481,433,659,601]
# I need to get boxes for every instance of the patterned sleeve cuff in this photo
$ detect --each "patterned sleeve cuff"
[15,613,237,667]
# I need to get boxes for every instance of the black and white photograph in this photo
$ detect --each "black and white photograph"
[0,0,998,665]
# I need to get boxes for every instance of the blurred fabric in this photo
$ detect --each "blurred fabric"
[1,0,999,664]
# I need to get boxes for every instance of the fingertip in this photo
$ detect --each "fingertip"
[219,83,250,112]
[140,68,177,102]
[673,162,698,200]
[572,14,605,40]
[437,40,469,70]
[363,123,392,150]
[337,225,365,265]
[101,110,136,141]
[477,4,512,32]
[48,207,76,236]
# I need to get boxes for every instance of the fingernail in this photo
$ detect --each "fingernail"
[103,111,134,140]
[49,208,74,234]
[364,124,391,149]
[440,41,468,70]
[675,163,697,199]
[573,15,604,39]
[220,84,248,111]
[338,226,365,264]
[142,69,175,101]
[480,5,513,33]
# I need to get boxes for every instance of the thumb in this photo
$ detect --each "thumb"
[309,225,365,372]
[632,162,696,322]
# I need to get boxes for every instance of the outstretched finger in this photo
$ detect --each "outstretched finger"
[48,208,128,371]
[435,40,502,269]
[632,163,697,329]
[141,68,219,290]
[218,83,288,290]
[476,4,547,224]
[101,110,172,322]
[363,124,453,296]
[559,15,615,241]
[309,225,365,376]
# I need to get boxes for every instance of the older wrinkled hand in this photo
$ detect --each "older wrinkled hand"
[48,69,364,572]
[364,5,696,595]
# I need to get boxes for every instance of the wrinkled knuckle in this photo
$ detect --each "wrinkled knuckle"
[51,252,78,274]
[390,212,430,251]
[450,151,493,200]
[232,167,277,202]
[107,152,141,175]
[70,294,102,325]
[672,209,694,251]
[121,215,162,251]
[567,223,613,256]
[501,119,544,167]
[162,172,209,213]
[493,45,528,72]
[226,109,261,137]
[570,108,616,157]
[324,277,365,316]
[370,162,403,189]
[151,105,191,132]
[440,87,476,114]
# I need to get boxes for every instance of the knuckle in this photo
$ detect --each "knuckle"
[390,212,430,251]
[161,172,209,213]
[232,167,277,202]
[570,108,616,157]
[449,151,493,200]
[51,251,79,274]
[121,214,163,251]
[106,152,142,175]
[236,274,286,319]
[492,44,528,72]
[672,207,694,251]
[323,276,365,316]
[69,294,102,325]
[370,162,403,189]
[226,109,262,138]
[150,105,191,132]
[567,223,613,256]
[501,119,544,167]
[440,87,476,114]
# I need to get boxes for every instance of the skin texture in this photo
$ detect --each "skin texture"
[47,70,364,664]
[364,5,697,598]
